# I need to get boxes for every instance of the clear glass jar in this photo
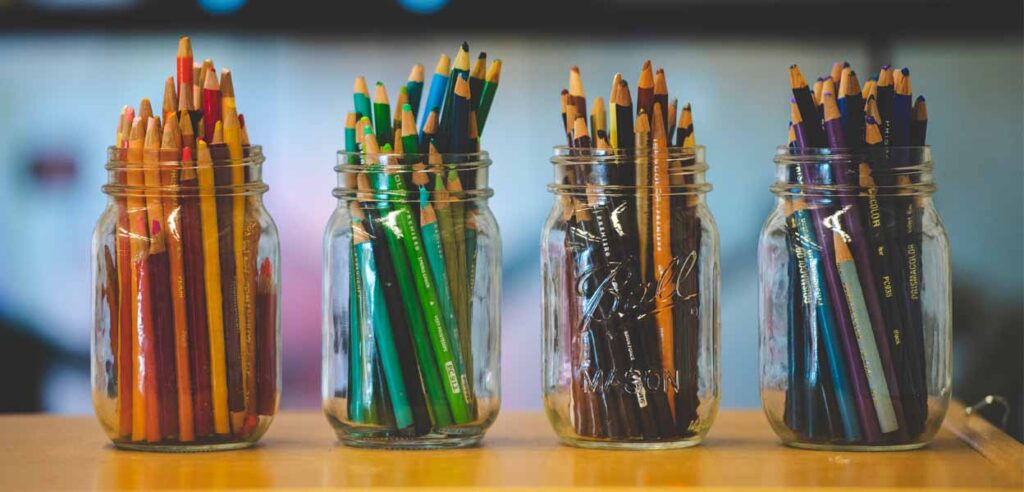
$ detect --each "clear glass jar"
[322,151,501,449]
[92,145,280,451]
[542,146,720,449]
[758,146,951,451]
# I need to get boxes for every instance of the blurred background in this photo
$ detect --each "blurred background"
[0,0,1020,440]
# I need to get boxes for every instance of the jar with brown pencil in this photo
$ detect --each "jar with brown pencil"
[542,63,720,449]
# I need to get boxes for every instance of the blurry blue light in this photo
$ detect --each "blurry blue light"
[398,0,448,15]
[199,0,247,15]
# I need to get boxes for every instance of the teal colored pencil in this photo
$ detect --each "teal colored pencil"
[787,199,862,441]
[406,63,425,121]
[353,209,414,429]
[354,77,373,125]
[345,111,366,422]
[439,43,470,148]
[348,241,365,422]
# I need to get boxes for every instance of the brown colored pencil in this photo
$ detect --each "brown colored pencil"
[637,60,655,122]
[144,116,177,441]
[635,111,651,280]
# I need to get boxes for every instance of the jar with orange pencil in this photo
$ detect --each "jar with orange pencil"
[91,36,280,451]
[542,63,720,449]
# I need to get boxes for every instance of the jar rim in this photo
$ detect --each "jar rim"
[551,145,706,163]
[103,144,268,197]
[774,145,932,166]
[547,183,712,197]
[336,150,491,170]
[105,144,265,169]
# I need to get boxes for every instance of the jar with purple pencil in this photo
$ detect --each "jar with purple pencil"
[757,62,951,450]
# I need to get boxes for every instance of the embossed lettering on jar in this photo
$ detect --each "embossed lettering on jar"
[542,146,720,449]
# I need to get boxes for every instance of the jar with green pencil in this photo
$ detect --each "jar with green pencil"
[542,63,721,449]
[758,62,950,450]
[322,43,503,449]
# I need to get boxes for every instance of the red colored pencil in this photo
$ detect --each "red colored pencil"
[177,37,193,100]
[255,258,278,416]
[202,70,222,147]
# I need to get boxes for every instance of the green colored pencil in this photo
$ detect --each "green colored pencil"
[468,52,487,112]
[379,141,471,424]
[373,82,393,146]
[362,121,452,427]
[419,189,471,408]
[477,59,501,135]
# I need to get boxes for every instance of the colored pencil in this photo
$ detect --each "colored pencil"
[476,59,501,135]
[406,63,425,120]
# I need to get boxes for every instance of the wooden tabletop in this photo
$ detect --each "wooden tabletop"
[1,405,1020,491]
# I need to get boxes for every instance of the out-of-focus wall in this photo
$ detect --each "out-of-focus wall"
[0,34,1019,419]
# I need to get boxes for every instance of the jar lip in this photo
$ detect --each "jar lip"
[547,183,713,197]
[105,144,265,169]
[551,145,705,159]
[337,149,489,162]
[333,188,494,203]
[770,182,936,197]
[774,145,932,163]
[335,150,491,174]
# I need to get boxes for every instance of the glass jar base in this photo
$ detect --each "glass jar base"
[337,432,484,450]
[783,441,930,452]
[557,435,704,450]
[112,441,257,453]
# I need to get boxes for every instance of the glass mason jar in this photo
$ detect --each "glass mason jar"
[92,145,280,451]
[323,150,501,449]
[758,146,951,451]
[542,146,720,449]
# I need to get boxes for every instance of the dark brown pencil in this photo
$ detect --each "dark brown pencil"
[209,122,246,429]
[637,61,655,123]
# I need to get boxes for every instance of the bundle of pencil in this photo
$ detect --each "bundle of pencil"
[335,43,502,436]
[783,62,928,444]
[558,62,704,441]
[104,36,277,445]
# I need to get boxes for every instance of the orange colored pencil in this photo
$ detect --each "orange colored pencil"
[650,103,675,413]
[125,115,151,441]
[160,114,195,442]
